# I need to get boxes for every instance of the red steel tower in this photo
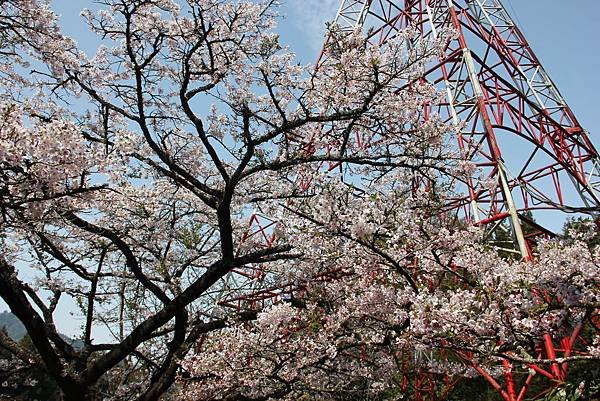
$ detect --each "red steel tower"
[329,1,600,399]
[223,0,600,299]
[219,1,600,399]
[332,0,599,258]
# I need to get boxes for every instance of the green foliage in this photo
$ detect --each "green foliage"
[0,333,61,401]
[540,360,600,401]
[539,379,600,401]
[446,376,502,401]
[562,217,600,248]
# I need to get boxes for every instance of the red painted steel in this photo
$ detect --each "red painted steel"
[216,1,600,399]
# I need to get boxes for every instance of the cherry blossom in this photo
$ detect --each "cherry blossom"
[0,1,597,401]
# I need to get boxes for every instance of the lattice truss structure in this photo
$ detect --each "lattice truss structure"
[219,0,600,308]
[214,2,600,399]
[348,0,600,257]
[342,0,598,210]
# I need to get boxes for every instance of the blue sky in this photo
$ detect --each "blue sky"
[11,0,598,338]
[279,0,600,141]
[52,0,600,143]
[501,0,600,145]
[277,0,600,232]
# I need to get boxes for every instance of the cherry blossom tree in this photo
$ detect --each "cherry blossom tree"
[179,183,600,400]
[1,1,598,400]
[0,0,458,400]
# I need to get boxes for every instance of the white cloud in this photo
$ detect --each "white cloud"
[286,0,341,53]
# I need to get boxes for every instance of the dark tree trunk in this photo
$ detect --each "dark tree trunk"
[61,384,101,401]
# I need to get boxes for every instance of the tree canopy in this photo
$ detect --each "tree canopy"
[0,1,598,400]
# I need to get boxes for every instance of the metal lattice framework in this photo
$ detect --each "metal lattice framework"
[216,1,600,400]
[359,1,598,253]
[330,1,599,399]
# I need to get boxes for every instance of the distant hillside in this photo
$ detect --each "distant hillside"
[0,311,83,349]
[0,310,27,340]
